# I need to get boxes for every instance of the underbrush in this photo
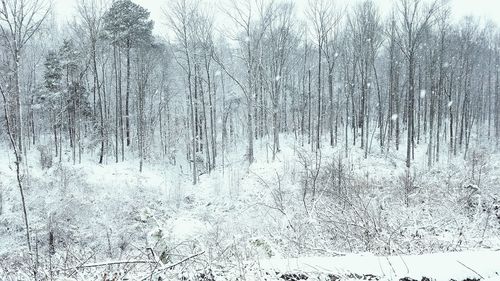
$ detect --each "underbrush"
[255,146,500,258]
[0,143,499,280]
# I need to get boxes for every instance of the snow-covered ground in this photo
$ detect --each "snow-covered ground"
[1,136,500,280]
[252,250,500,280]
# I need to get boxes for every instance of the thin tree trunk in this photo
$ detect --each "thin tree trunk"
[126,41,131,147]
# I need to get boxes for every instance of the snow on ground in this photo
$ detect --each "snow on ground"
[252,250,500,280]
[1,135,500,279]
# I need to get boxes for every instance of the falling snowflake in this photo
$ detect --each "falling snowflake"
[420,90,426,98]
[244,36,251,42]
[367,82,371,88]
[215,70,221,76]
[275,75,281,81]
[334,52,339,57]
[391,114,398,121]
[443,62,450,68]
[448,101,453,107]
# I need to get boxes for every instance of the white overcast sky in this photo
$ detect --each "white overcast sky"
[53,0,500,35]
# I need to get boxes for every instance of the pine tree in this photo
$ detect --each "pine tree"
[44,51,63,93]
[102,0,153,48]
[40,51,64,158]
[59,39,79,85]
[103,0,154,153]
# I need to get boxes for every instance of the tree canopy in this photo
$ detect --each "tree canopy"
[102,0,154,48]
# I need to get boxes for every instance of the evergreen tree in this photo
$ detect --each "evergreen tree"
[44,51,63,94]
[103,0,154,151]
[36,51,64,158]
[59,39,80,84]
[102,0,153,48]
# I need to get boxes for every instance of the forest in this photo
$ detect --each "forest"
[1,0,500,280]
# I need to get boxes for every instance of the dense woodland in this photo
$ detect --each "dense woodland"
[1,0,499,176]
[1,0,500,279]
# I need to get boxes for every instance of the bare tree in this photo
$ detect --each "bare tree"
[77,0,105,163]
[349,0,382,158]
[0,85,32,260]
[394,0,440,168]
[166,0,200,183]
[307,0,340,150]
[215,0,275,164]
[266,2,294,160]
[0,0,51,158]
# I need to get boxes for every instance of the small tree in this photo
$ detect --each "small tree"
[44,51,63,93]
[43,51,64,158]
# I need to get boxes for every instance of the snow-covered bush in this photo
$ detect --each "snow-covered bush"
[37,145,52,169]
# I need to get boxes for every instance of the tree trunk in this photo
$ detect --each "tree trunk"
[316,39,322,150]
[406,52,415,168]
[114,46,119,163]
[328,69,334,147]
[126,41,131,147]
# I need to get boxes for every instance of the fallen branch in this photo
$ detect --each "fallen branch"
[138,251,206,281]
[62,259,157,270]
[62,251,205,272]
[163,251,205,270]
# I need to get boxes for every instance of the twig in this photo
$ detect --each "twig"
[163,251,205,270]
[0,87,31,253]
[61,259,158,270]
[139,251,206,281]
[67,251,97,278]
[456,260,484,279]
[385,256,397,277]
[478,209,491,246]
[397,253,409,274]
[147,247,164,269]
[147,247,163,281]
[64,251,205,277]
